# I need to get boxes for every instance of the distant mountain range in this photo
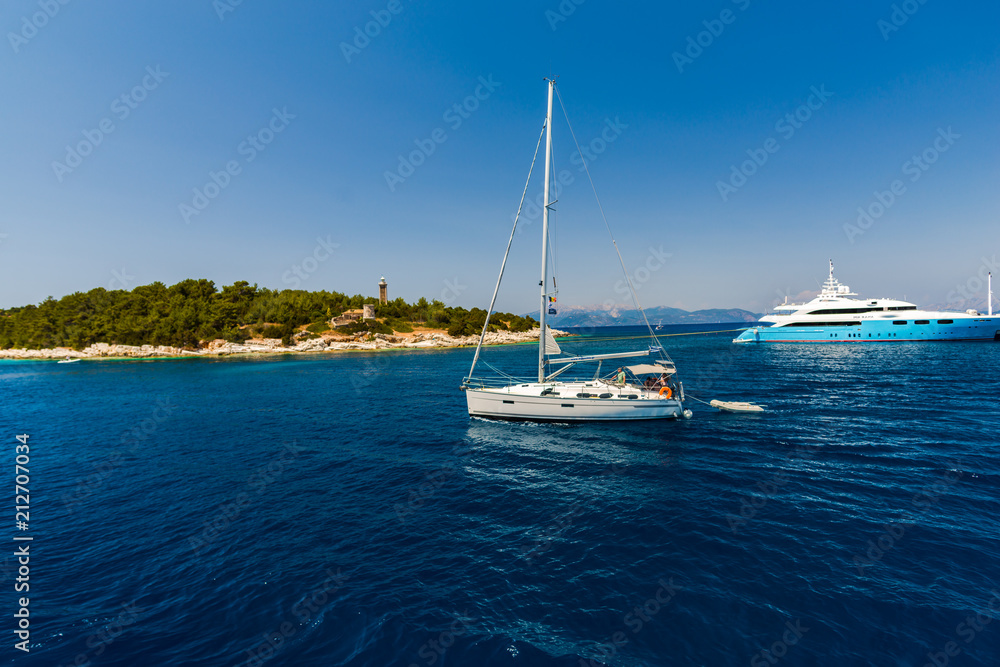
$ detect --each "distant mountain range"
[526,305,761,327]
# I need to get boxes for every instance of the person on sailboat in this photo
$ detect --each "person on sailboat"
[657,373,678,398]
[615,367,626,385]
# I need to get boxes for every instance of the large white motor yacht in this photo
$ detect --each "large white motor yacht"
[734,261,1000,343]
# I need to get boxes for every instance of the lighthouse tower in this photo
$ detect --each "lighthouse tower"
[378,276,388,305]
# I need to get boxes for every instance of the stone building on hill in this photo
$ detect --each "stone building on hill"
[330,309,365,327]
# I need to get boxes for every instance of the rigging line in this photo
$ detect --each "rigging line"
[466,120,548,381]
[548,208,557,292]
[546,204,557,294]
[541,147,557,302]
[549,142,558,289]
[483,361,521,381]
[551,329,750,344]
[554,87,670,363]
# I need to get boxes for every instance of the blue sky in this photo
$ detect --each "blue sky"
[2,1,998,314]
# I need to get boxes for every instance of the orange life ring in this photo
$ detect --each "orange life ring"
[658,386,673,399]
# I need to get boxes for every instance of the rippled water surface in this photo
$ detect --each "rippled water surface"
[3,328,1000,666]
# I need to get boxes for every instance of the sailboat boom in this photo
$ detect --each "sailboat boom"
[546,350,650,365]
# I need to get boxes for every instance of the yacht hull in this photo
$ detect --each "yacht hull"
[465,382,683,421]
[734,317,1000,343]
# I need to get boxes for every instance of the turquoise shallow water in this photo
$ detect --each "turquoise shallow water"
[2,327,1000,666]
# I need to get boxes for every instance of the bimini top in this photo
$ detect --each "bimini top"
[626,363,676,376]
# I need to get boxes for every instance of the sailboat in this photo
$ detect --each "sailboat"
[461,78,688,422]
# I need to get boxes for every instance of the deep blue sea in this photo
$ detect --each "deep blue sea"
[3,325,1000,666]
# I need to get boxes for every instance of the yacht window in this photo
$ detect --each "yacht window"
[937,319,953,324]
[892,321,907,325]
[914,320,929,325]
[808,307,880,315]
[788,321,859,327]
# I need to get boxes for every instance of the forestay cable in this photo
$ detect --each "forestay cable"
[465,120,548,381]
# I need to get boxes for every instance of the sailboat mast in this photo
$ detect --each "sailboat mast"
[538,78,555,383]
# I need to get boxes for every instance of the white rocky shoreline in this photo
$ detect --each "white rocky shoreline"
[0,328,569,360]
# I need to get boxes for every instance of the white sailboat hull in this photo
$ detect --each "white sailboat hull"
[465,381,683,422]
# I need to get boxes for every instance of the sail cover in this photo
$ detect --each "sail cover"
[626,363,675,375]
[543,326,562,356]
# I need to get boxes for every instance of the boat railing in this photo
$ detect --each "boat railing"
[462,376,536,389]
[463,374,619,389]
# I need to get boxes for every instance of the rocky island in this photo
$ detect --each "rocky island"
[0,279,548,360]
[0,327,567,360]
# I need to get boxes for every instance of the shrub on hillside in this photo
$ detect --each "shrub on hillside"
[261,324,293,339]
[386,318,413,333]
[221,327,250,343]
[448,320,475,337]
[339,320,393,335]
